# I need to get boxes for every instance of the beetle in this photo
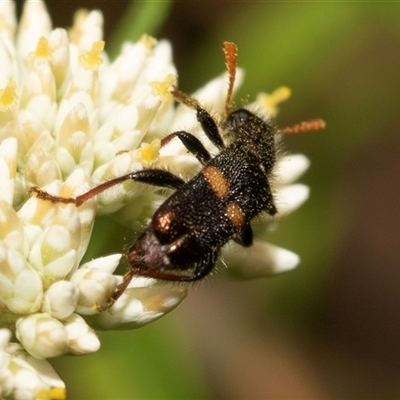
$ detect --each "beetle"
[30,42,324,311]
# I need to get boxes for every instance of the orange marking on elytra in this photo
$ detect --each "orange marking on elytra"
[226,202,246,228]
[202,166,229,198]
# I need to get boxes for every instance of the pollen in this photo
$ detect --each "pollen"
[138,138,161,162]
[0,81,17,109]
[80,40,105,71]
[34,36,51,58]
[150,74,177,97]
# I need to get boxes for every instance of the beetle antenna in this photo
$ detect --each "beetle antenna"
[223,41,238,116]
[280,119,326,134]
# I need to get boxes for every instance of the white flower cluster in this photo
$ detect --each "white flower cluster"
[0,0,186,397]
[0,0,311,398]
[0,328,65,399]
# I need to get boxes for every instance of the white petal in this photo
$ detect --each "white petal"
[100,40,151,109]
[192,68,243,112]
[276,183,310,216]
[8,347,65,398]
[92,283,187,330]
[0,330,12,398]
[70,267,117,315]
[274,154,310,185]
[11,267,44,314]
[70,10,103,53]
[0,329,11,349]
[0,2,16,44]
[0,244,43,314]
[47,28,70,92]
[0,200,28,256]
[0,137,17,204]
[44,250,78,281]
[17,0,52,62]
[221,240,300,278]
[0,38,16,88]
[80,253,122,274]
[127,276,157,289]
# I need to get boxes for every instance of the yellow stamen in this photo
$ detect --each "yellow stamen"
[257,86,291,117]
[139,34,157,52]
[138,139,161,162]
[38,387,66,400]
[0,82,17,109]
[34,36,51,58]
[150,74,177,98]
[80,40,105,71]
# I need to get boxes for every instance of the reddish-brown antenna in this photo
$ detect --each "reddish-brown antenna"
[280,119,326,134]
[223,41,238,116]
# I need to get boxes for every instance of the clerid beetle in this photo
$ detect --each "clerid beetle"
[30,42,324,311]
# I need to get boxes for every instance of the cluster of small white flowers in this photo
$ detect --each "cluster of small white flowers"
[0,328,66,399]
[0,0,311,398]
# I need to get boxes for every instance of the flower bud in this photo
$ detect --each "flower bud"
[92,278,188,330]
[42,280,79,320]
[70,267,117,315]
[16,314,68,359]
[0,329,12,398]
[64,313,100,355]
[28,205,81,281]
[8,343,65,400]
[0,199,28,257]
[0,243,43,314]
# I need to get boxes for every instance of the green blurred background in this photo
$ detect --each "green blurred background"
[18,1,400,399]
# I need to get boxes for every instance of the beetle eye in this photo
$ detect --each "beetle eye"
[225,109,252,129]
